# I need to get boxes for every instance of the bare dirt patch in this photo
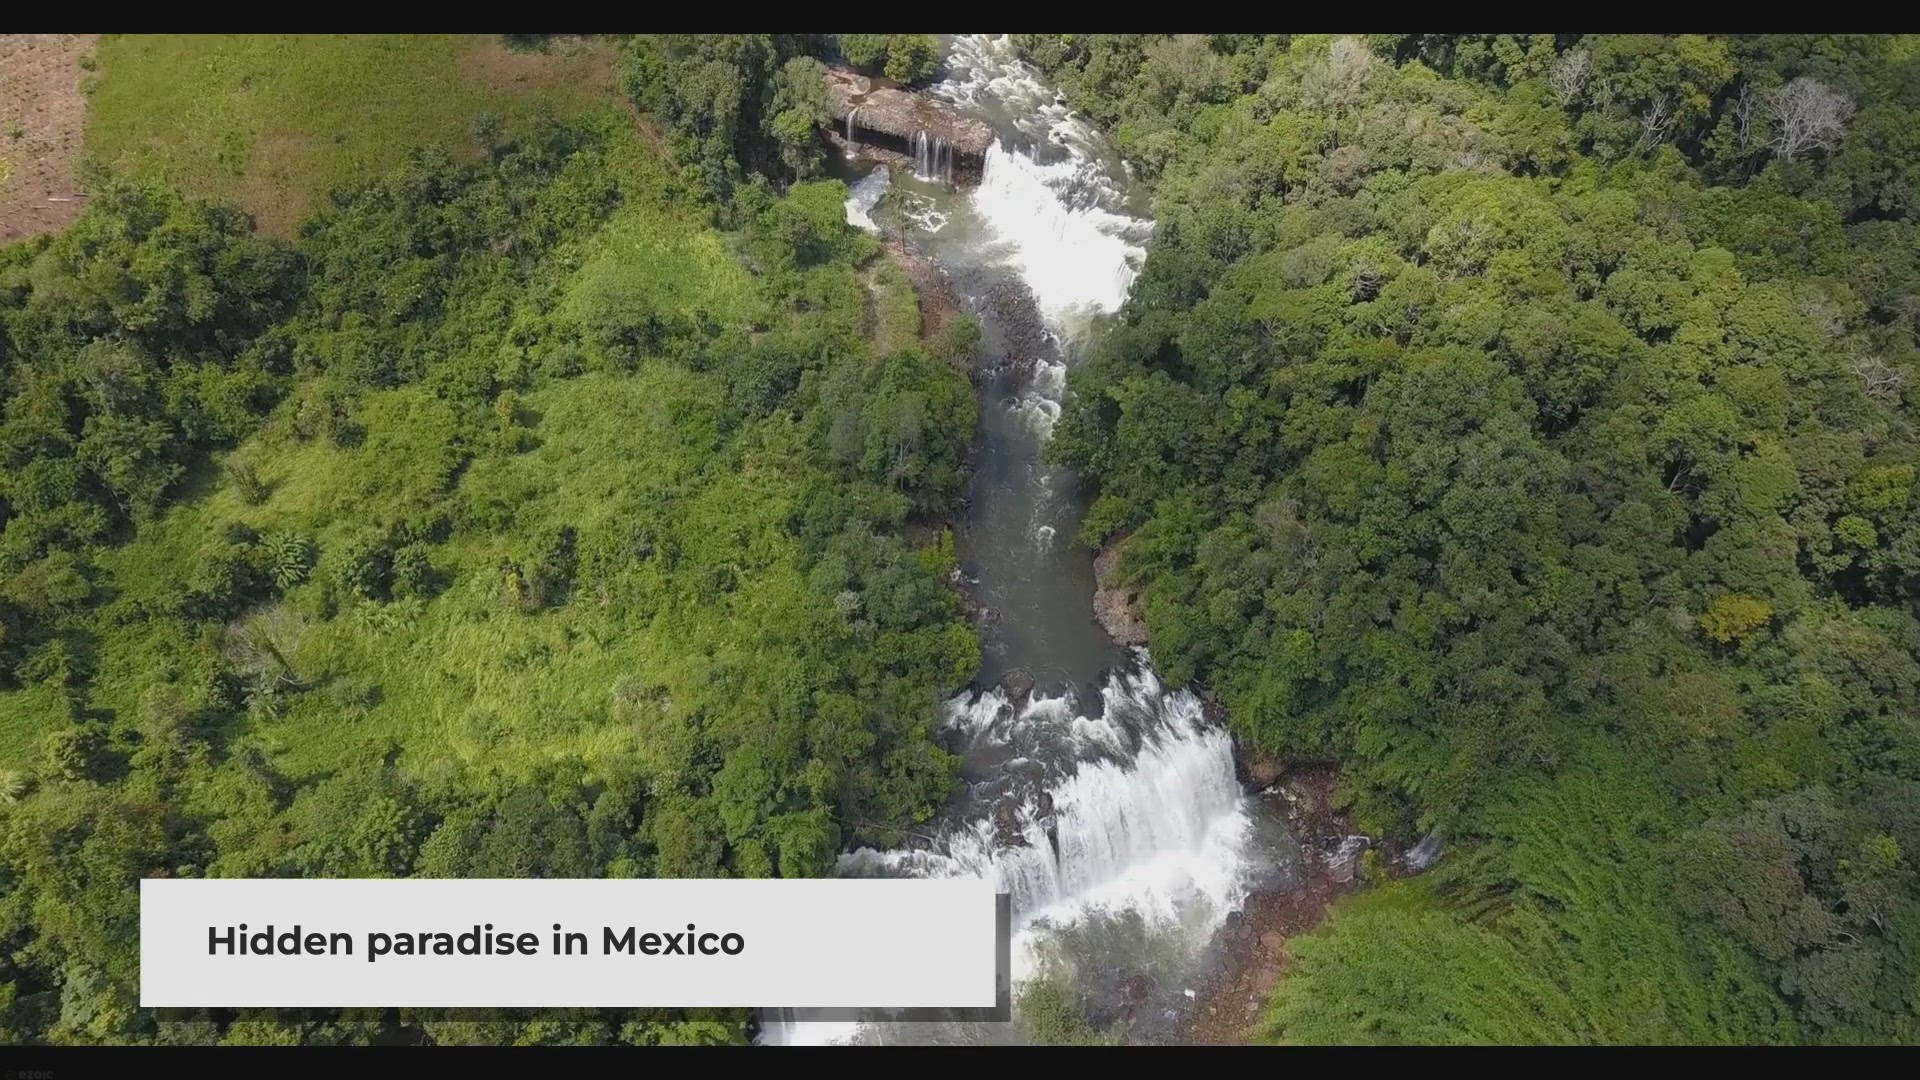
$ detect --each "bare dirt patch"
[0,34,97,244]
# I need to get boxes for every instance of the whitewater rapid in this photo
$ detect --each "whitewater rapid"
[766,667,1262,1046]
[971,142,1147,336]
[775,35,1266,1047]
[937,34,1151,433]
[850,667,1257,962]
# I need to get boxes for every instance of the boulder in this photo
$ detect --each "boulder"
[999,667,1035,710]
[1244,754,1284,788]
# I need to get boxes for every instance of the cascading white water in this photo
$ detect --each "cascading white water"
[765,36,1266,1048]
[933,34,1152,434]
[972,142,1147,335]
[766,666,1259,1046]
[911,130,954,184]
[843,167,890,233]
[845,667,1256,949]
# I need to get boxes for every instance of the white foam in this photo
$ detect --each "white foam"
[844,167,890,233]
[845,671,1254,978]
[971,143,1147,337]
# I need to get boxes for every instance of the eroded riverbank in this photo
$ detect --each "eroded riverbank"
[1173,764,1359,1044]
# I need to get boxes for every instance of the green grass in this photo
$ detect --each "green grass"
[561,200,761,332]
[866,258,922,355]
[86,34,623,236]
[265,368,812,781]
[0,683,67,773]
[55,355,801,783]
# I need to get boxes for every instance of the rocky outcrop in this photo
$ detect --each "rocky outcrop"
[992,797,1025,848]
[979,279,1049,384]
[1241,750,1285,789]
[998,667,1035,711]
[1092,536,1150,648]
[827,66,995,161]
[1172,764,1366,1045]
[882,235,964,354]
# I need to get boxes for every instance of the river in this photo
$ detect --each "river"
[760,34,1303,1046]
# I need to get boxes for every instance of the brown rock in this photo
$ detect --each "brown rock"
[999,667,1035,709]
[1092,538,1151,647]
[827,66,995,159]
[1245,756,1284,788]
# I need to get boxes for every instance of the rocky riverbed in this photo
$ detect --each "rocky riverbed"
[1170,764,1361,1044]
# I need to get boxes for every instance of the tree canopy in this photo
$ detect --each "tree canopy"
[1026,32,1920,1043]
[0,63,975,1042]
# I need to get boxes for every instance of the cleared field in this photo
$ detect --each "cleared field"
[86,34,624,236]
[0,34,97,244]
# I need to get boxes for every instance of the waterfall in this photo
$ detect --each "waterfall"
[844,668,1255,939]
[763,36,1273,1049]
[972,142,1148,341]
[847,106,860,147]
[843,167,890,233]
[909,130,954,186]
[770,666,1258,1046]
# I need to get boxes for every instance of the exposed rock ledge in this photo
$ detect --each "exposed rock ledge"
[1092,534,1151,648]
[826,66,995,157]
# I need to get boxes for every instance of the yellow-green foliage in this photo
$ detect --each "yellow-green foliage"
[867,259,923,355]
[1,128,976,797]
[0,94,982,1042]
[562,202,761,338]
[221,369,836,781]
[1699,593,1773,644]
[1267,757,1796,1045]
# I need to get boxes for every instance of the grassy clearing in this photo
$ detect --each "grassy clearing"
[561,200,762,333]
[86,34,623,235]
[65,364,754,781]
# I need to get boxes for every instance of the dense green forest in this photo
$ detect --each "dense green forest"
[5,31,1919,1048]
[1027,33,1920,1043]
[0,35,977,1044]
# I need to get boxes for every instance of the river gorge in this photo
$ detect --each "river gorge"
[761,34,1330,1047]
